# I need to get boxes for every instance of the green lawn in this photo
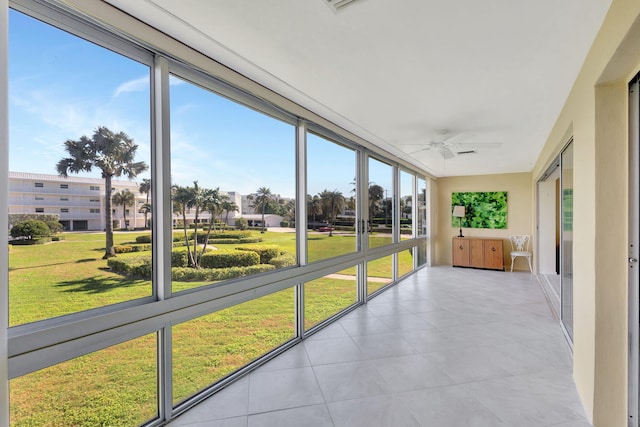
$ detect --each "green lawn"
[9,229,414,426]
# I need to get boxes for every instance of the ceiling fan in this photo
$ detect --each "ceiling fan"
[406,130,502,160]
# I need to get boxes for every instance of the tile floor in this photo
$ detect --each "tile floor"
[169,266,591,427]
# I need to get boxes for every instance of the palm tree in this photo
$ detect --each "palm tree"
[307,195,323,230]
[319,189,345,237]
[222,198,239,227]
[172,184,197,267]
[138,178,151,229]
[112,189,135,230]
[251,186,272,233]
[57,126,148,258]
[200,187,222,255]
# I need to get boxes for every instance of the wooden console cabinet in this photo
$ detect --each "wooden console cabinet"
[452,237,504,270]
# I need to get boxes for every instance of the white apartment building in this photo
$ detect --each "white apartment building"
[8,172,273,231]
[8,171,146,231]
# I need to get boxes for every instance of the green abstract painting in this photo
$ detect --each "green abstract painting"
[451,191,507,229]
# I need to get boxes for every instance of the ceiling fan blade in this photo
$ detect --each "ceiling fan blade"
[440,147,455,159]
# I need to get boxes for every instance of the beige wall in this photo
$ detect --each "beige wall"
[435,172,533,269]
[531,1,640,425]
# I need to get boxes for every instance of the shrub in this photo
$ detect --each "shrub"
[10,219,51,240]
[136,235,152,244]
[269,253,296,268]
[171,264,275,282]
[107,256,151,278]
[234,217,248,230]
[280,221,289,227]
[51,236,65,241]
[10,237,51,245]
[45,220,63,235]
[199,250,260,269]
[235,245,280,264]
[114,244,151,254]
[239,237,263,244]
[171,250,189,268]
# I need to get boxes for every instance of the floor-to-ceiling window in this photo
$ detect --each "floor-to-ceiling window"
[3,1,431,425]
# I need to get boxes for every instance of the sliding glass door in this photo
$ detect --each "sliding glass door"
[560,142,574,340]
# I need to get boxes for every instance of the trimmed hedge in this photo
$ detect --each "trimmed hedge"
[108,256,275,281]
[199,250,260,269]
[107,257,151,278]
[135,235,152,244]
[9,237,51,245]
[235,245,280,264]
[171,264,275,281]
[114,244,152,254]
[269,253,296,268]
[192,230,253,244]
[171,250,189,268]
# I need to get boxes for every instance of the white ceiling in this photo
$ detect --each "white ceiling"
[105,0,611,177]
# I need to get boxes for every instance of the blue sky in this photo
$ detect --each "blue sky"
[8,9,407,200]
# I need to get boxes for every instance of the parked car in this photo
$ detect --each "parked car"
[318,226,334,232]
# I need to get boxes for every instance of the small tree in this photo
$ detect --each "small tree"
[112,189,135,230]
[234,217,248,230]
[11,220,51,240]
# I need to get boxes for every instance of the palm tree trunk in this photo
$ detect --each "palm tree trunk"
[122,203,127,230]
[103,175,116,258]
[182,211,195,268]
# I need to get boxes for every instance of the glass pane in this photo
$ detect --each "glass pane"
[304,269,358,330]
[417,178,427,236]
[561,143,574,340]
[417,242,427,267]
[368,158,393,249]
[172,288,295,405]
[170,75,296,293]
[10,334,158,426]
[398,248,414,278]
[307,133,357,263]
[8,10,152,326]
[400,170,415,238]
[367,256,393,296]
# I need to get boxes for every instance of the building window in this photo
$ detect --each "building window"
[60,184,69,189]
[35,208,44,213]
[61,208,69,213]
[89,199,99,203]
[60,197,68,201]
[34,182,43,188]
[35,196,44,201]
[90,208,100,214]
[90,185,100,191]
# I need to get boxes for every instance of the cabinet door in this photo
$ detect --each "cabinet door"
[470,239,484,268]
[452,238,469,266]
[483,239,503,270]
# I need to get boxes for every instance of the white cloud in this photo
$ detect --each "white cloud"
[113,76,149,98]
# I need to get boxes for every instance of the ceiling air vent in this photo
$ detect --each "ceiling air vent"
[325,0,366,13]
[456,150,478,155]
